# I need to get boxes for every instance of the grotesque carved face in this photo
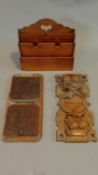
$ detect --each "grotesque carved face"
[56,74,89,98]
[58,96,88,116]
[56,74,96,142]
[65,111,93,136]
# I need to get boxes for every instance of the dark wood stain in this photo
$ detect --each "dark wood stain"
[4,104,39,137]
[3,75,43,142]
[10,76,40,100]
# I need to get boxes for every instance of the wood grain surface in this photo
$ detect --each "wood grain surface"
[3,74,43,142]
[20,57,74,70]
[18,18,75,70]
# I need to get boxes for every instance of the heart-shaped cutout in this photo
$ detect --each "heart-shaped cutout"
[40,24,52,31]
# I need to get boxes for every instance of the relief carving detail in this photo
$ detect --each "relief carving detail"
[55,74,97,142]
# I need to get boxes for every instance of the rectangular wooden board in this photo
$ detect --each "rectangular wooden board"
[19,43,75,57]
[3,74,43,142]
[9,75,41,101]
[19,33,75,43]
[20,57,74,70]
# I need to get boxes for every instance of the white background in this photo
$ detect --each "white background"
[0,0,98,175]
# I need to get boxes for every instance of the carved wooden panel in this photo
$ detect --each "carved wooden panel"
[55,74,97,142]
[3,74,43,142]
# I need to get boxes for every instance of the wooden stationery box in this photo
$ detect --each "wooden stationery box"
[18,18,75,70]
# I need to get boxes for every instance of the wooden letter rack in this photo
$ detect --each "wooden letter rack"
[18,18,75,70]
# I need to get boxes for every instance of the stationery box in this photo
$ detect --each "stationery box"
[18,18,75,70]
